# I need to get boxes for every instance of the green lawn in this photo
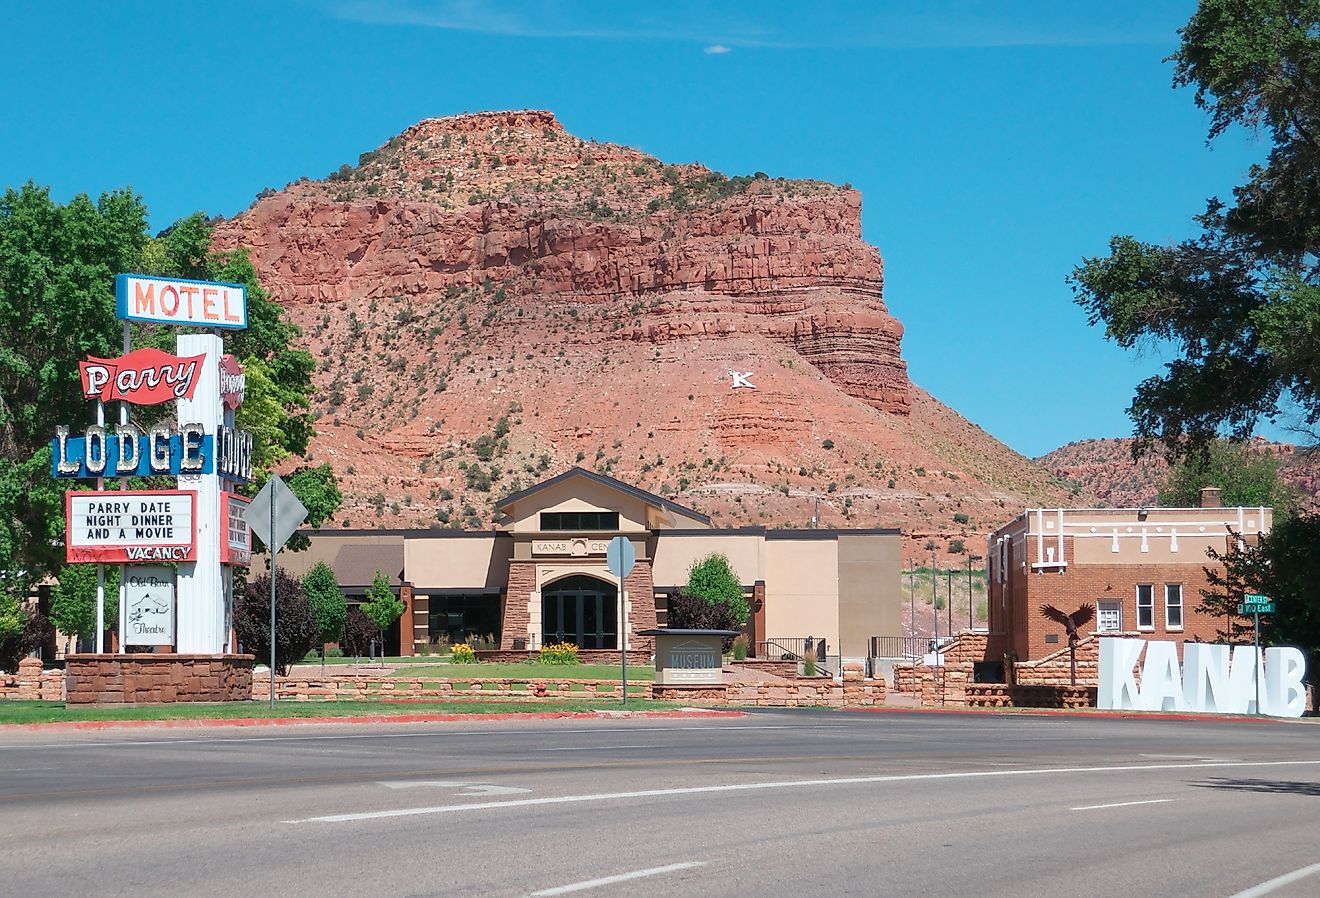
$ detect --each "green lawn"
[0,698,679,726]
[386,662,656,681]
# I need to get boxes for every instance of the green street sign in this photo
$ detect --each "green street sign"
[1245,593,1270,603]
[1238,600,1276,615]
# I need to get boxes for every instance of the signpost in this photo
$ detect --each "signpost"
[246,475,308,707]
[606,536,636,708]
[1237,593,1274,715]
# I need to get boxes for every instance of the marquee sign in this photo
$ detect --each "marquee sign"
[1098,637,1307,718]
[65,490,196,563]
[216,424,253,483]
[115,274,247,330]
[53,424,212,478]
[79,348,205,405]
[220,492,252,566]
[122,566,175,646]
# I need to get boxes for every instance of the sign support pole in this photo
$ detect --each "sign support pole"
[95,397,105,654]
[118,321,130,653]
[270,494,277,709]
[620,568,628,709]
[1254,610,1262,716]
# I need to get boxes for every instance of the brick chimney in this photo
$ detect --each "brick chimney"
[1200,486,1222,508]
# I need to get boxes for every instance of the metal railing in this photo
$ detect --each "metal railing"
[757,637,827,665]
[869,635,929,660]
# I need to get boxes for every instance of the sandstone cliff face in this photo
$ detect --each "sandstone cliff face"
[214,110,908,415]
[213,110,1082,560]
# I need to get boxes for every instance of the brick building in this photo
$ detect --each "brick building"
[984,488,1271,670]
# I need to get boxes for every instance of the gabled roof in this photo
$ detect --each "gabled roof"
[495,467,711,526]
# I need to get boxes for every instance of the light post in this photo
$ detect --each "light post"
[947,568,953,638]
[968,554,982,630]
[908,568,914,650]
[927,542,937,649]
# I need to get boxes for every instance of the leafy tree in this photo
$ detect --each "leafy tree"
[302,561,347,646]
[1069,1,1320,458]
[360,569,404,644]
[48,563,121,643]
[1157,440,1295,512]
[234,568,318,676]
[684,553,749,623]
[0,605,50,673]
[1201,514,1320,711]
[0,184,340,609]
[341,607,376,660]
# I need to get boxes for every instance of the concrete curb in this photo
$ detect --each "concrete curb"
[3,708,747,733]
[842,705,1315,724]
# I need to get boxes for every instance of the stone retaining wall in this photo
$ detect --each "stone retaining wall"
[651,663,882,708]
[892,663,919,693]
[0,658,64,701]
[65,654,255,704]
[254,674,629,701]
[728,659,798,678]
[965,684,1096,709]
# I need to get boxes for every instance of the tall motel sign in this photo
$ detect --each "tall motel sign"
[52,275,253,652]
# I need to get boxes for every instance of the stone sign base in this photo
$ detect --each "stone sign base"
[65,654,255,704]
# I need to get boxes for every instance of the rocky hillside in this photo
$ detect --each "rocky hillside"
[213,110,1085,560]
[1038,437,1317,510]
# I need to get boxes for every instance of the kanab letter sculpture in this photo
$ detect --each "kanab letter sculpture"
[1039,602,1095,686]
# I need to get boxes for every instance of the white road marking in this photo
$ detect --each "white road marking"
[1071,798,1174,811]
[535,745,657,752]
[1138,754,1231,761]
[378,781,530,796]
[529,862,705,896]
[285,758,1320,824]
[0,723,834,751]
[1228,861,1320,898]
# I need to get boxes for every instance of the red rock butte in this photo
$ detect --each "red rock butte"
[212,110,1080,557]
[215,110,909,416]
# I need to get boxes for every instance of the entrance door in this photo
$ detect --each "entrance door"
[542,576,617,649]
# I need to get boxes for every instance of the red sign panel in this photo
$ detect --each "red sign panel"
[219,354,246,410]
[65,490,197,563]
[79,347,205,405]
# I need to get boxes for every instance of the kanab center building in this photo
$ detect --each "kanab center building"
[281,468,903,664]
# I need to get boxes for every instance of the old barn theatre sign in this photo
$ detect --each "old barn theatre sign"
[52,423,213,478]
[65,490,196,563]
[123,566,175,646]
[1098,637,1307,718]
[80,348,205,405]
[115,274,248,329]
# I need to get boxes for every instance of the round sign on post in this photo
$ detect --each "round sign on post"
[606,536,636,707]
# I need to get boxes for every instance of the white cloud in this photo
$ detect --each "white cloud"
[704,44,731,55]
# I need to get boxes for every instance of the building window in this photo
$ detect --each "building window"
[428,595,502,647]
[1165,584,1183,630]
[1097,600,1122,632]
[1136,584,1154,630]
[541,575,617,649]
[540,511,620,531]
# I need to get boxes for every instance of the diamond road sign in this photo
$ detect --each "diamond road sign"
[245,474,308,551]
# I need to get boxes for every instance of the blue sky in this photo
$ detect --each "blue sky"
[0,1,1284,457]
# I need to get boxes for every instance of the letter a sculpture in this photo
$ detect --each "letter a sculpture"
[1039,602,1096,686]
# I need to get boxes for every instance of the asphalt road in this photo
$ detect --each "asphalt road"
[0,710,1318,897]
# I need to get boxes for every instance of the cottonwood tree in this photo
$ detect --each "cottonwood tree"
[1158,440,1295,512]
[1070,1,1320,458]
